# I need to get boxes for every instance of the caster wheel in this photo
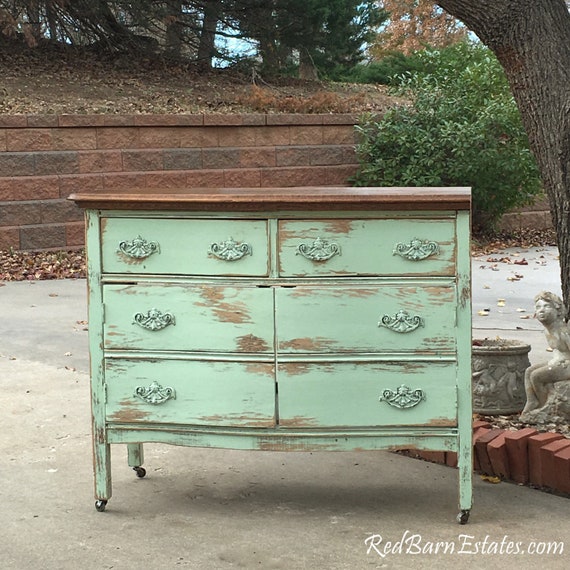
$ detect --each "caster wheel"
[95,500,108,512]
[457,509,470,525]
[133,466,146,478]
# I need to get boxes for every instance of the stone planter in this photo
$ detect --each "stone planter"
[472,339,531,415]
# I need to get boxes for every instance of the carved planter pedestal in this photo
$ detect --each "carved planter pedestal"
[472,339,531,415]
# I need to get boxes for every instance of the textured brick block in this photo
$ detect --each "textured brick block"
[322,125,357,145]
[134,114,204,127]
[267,114,323,126]
[553,445,570,494]
[324,164,358,185]
[223,168,261,187]
[96,127,139,150]
[473,420,492,430]
[203,114,244,126]
[0,153,36,176]
[540,439,570,490]
[504,427,538,484]
[122,150,164,171]
[59,174,104,197]
[417,451,446,464]
[290,126,324,145]
[102,115,136,127]
[0,226,20,250]
[528,432,565,487]
[0,176,59,201]
[260,166,328,187]
[26,115,59,128]
[475,429,504,475]
[446,451,458,468]
[0,116,27,127]
[253,126,290,146]
[40,199,84,224]
[215,126,257,147]
[487,431,510,480]
[138,127,182,149]
[179,127,219,148]
[321,113,359,125]
[309,145,356,166]
[52,128,97,151]
[0,130,6,151]
[6,128,53,151]
[79,150,123,173]
[202,148,241,169]
[163,149,202,170]
[20,223,66,250]
[59,115,106,127]
[0,202,43,226]
[276,147,312,167]
[102,172,147,190]
[472,426,490,472]
[239,147,276,168]
[145,171,189,189]
[34,151,80,176]
[185,169,225,187]
[66,221,86,247]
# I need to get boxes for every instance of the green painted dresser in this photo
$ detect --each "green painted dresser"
[70,186,473,523]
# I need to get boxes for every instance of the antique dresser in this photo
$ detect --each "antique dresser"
[70,186,473,523]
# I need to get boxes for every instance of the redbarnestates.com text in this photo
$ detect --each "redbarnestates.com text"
[365,531,564,557]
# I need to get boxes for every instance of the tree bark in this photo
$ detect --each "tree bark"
[197,0,221,67]
[438,0,570,316]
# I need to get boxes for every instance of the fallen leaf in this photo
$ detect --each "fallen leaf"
[480,474,502,484]
[478,310,490,316]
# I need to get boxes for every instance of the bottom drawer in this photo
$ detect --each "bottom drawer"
[105,359,276,427]
[277,361,457,428]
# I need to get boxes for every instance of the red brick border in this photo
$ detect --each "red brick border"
[406,423,570,497]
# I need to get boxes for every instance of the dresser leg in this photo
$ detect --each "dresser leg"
[127,443,146,477]
[93,441,111,511]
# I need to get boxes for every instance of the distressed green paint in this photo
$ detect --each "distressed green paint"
[278,218,456,277]
[278,361,457,428]
[103,283,274,353]
[276,284,456,354]
[101,217,270,276]
[105,359,276,427]
[77,188,472,520]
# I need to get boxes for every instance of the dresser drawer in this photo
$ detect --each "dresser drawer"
[276,284,456,354]
[103,284,274,353]
[278,219,455,277]
[278,361,457,428]
[105,359,276,427]
[101,217,269,276]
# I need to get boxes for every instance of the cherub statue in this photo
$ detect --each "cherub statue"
[520,291,570,422]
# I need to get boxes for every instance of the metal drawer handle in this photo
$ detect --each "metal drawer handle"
[133,309,175,331]
[393,238,440,261]
[209,237,252,261]
[379,384,425,409]
[118,235,160,259]
[296,237,341,262]
[134,381,176,405]
[378,309,424,333]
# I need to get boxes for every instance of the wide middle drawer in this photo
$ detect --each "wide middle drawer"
[103,284,274,353]
[276,284,456,354]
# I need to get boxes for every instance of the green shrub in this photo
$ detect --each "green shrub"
[352,42,542,231]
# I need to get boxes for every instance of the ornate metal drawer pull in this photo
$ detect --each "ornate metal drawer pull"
[379,384,425,409]
[209,237,252,261]
[296,237,341,262]
[134,381,176,405]
[378,309,424,333]
[118,235,160,259]
[133,309,175,331]
[393,238,440,261]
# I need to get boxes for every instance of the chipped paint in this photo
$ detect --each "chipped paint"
[279,337,335,351]
[236,334,271,353]
[194,286,253,324]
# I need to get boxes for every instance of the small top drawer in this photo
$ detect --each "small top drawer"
[278,218,456,277]
[101,217,269,276]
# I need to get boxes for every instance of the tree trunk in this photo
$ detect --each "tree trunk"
[197,0,221,67]
[299,48,319,80]
[438,0,570,316]
[165,0,184,59]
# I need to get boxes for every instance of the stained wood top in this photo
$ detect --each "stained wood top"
[69,186,471,211]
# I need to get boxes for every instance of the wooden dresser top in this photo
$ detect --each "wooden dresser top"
[69,186,471,212]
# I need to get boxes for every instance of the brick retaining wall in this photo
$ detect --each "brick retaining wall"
[0,114,359,251]
[0,113,553,251]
